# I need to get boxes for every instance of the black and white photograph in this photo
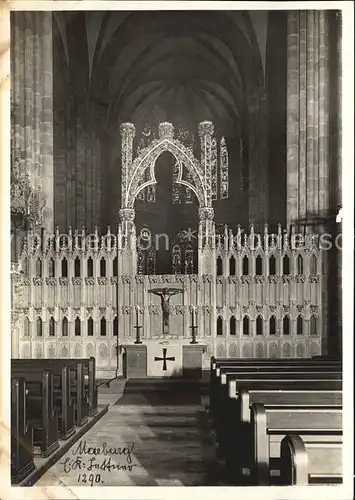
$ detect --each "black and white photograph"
[1,1,353,498]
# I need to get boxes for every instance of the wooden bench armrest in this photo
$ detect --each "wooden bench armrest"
[280,435,309,485]
[239,387,250,423]
[251,402,269,485]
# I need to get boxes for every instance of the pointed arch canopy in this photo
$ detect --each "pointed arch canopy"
[127,138,206,207]
[121,122,210,209]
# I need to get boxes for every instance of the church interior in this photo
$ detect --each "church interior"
[9,9,345,489]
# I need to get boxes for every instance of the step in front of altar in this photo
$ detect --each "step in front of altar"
[121,341,206,379]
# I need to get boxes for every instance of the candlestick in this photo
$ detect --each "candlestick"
[134,306,142,344]
[190,306,198,344]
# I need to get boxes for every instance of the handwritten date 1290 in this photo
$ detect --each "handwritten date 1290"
[77,473,103,486]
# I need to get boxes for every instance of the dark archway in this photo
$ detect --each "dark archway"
[135,151,198,275]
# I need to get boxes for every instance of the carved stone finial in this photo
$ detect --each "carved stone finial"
[198,121,214,137]
[158,122,174,140]
[120,122,135,137]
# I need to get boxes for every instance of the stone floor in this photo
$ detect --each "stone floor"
[36,378,222,486]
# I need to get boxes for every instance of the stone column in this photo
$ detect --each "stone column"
[11,12,54,232]
[286,11,342,355]
[287,11,330,226]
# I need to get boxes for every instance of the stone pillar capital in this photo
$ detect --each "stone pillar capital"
[119,208,135,222]
[199,207,214,221]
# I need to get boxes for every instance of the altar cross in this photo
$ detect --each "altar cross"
[154,348,175,371]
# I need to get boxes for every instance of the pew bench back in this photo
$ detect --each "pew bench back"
[251,402,343,485]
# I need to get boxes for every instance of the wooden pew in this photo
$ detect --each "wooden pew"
[12,364,76,441]
[211,370,342,424]
[11,378,35,484]
[209,358,343,485]
[220,386,342,481]
[54,358,98,417]
[251,402,342,485]
[211,361,342,383]
[33,358,97,417]
[12,359,91,425]
[29,357,96,416]
[211,356,342,371]
[210,370,342,461]
[20,370,59,457]
[210,360,341,395]
[215,381,342,454]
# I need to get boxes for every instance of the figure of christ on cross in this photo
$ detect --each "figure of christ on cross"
[148,287,183,335]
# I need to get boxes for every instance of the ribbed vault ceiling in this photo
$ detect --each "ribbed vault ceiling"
[55,11,265,133]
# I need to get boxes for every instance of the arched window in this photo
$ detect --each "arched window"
[269,315,276,335]
[36,317,43,337]
[62,317,68,336]
[283,255,290,275]
[100,258,106,277]
[243,316,250,335]
[216,257,223,276]
[100,317,107,336]
[88,317,94,336]
[74,257,81,277]
[113,256,118,277]
[242,256,249,275]
[48,258,55,277]
[297,254,303,274]
[229,316,236,335]
[256,315,263,335]
[229,256,236,276]
[297,315,303,335]
[75,317,81,336]
[24,317,30,337]
[36,259,42,277]
[256,256,263,276]
[310,315,318,335]
[269,255,276,275]
[61,258,68,278]
[49,317,55,336]
[283,316,290,335]
[87,257,94,277]
[217,317,223,336]
[113,316,118,336]
[310,255,317,274]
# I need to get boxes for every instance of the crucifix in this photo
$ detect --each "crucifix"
[148,287,183,335]
[154,348,175,371]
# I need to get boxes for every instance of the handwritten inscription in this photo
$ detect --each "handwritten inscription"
[60,440,138,485]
